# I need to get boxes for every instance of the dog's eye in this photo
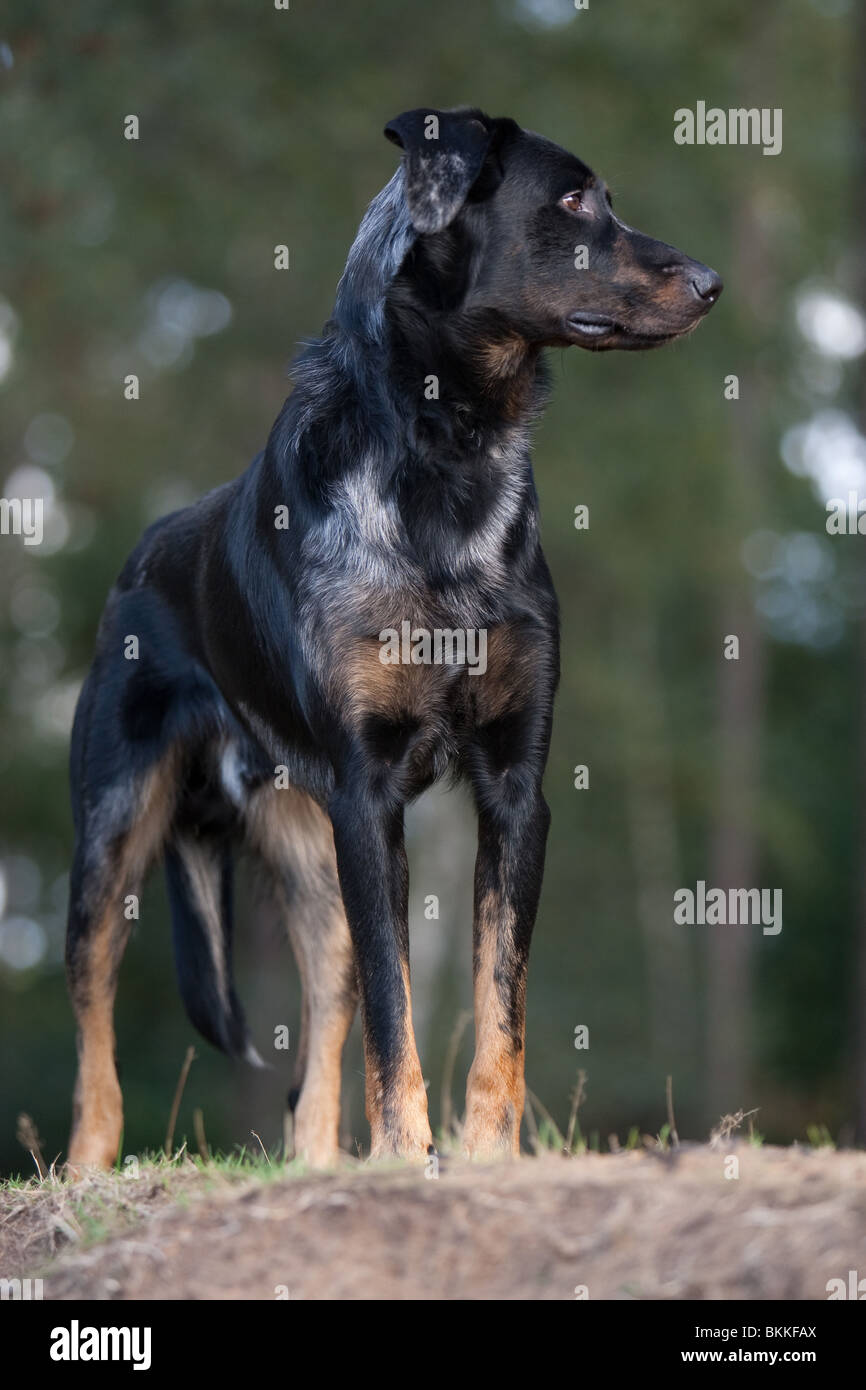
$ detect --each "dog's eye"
[560,191,583,214]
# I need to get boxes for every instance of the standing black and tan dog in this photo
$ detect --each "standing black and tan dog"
[66,108,721,1170]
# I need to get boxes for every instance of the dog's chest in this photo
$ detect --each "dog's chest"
[303,433,533,612]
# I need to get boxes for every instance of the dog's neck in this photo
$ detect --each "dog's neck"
[267,202,550,585]
[384,300,546,447]
[281,303,546,485]
[332,179,548,462]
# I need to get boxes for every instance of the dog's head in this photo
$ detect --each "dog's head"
[381,106,722,352]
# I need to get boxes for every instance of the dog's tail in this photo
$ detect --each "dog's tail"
[164,834,264,1066]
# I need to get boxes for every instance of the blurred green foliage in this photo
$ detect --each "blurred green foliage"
[0,0,861,1173]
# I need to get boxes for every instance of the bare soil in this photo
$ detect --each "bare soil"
[3,1144,865,1300]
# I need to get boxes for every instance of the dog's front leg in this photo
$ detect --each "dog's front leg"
[328,778,432,1160]
[463,779,551,1159]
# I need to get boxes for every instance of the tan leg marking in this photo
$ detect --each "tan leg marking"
[463,892,525,1159]
[68,755,178,1173]
[366,960,432,1161]
[246,786,358,1168]
[68,906,128,1171]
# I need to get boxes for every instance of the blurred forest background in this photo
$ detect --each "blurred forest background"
[1,0,864,1175]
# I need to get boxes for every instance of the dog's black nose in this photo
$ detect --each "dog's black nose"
[691,265,723,304]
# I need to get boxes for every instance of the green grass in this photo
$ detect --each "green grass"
[806,1123,835,1150]
[1,1082,847,1198]
[0,1142,331,1198]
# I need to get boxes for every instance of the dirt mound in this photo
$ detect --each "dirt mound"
[3,1145,865,1300]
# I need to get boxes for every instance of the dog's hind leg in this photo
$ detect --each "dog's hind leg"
[66,752,178,1171]
[247,787,358,1168]
[287,883,358,1167]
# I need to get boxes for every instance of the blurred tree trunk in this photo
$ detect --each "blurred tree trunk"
[706,18,777,1116]
[705,5,794,1123]
[707,173,772,1116]
[621,611,695,1073]
[231,872,295,1152]
[707,578,764,1117]
[407,783,475,1124]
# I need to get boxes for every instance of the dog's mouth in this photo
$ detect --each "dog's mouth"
[564,311,696,351]
[566,311,618,339]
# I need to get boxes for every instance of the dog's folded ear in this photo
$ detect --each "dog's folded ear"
[384,107,494,234]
